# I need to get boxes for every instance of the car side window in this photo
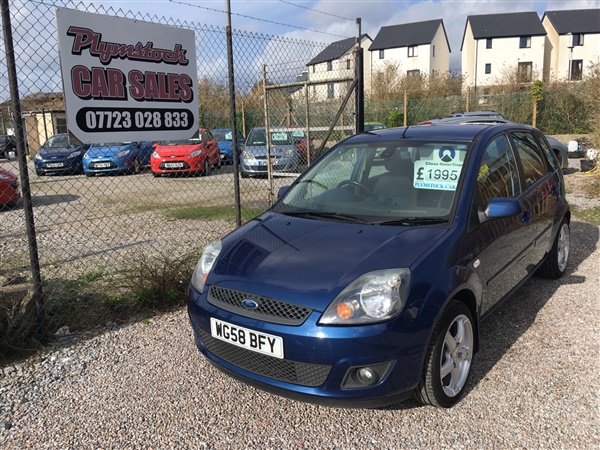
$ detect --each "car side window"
[510,132,547,189]
[477,134,520,206]
[533,132,559,172]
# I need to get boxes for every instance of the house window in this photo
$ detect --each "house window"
[54,116,67,134]
[312,65,315,73]
[517,62,533,82]
[346,59,351,70]
[327,83,334,99]
[407,69,420,77]
[327,61,332,71]
[408,46,417,57]
[572,34,584,46]
[570,60,583,81]
[379,49,384,59]
[519,36,531,48]
[486,38,492,49]
[432,45,435,57]
[485,63,491,74]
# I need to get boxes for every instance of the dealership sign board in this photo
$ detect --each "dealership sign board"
[56,7,198,143]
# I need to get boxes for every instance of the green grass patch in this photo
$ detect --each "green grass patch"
[571,205,600,226]
[123,203,263,221]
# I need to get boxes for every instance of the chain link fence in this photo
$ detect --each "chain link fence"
[0,0,359,359]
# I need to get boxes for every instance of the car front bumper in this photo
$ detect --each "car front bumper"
[187,284,424,408]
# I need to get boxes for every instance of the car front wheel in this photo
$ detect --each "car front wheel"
[415,300,474,408]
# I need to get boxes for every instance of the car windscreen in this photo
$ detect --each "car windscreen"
[246,130,305,146]
[212,131,232,141]
[272,139,470,223]
[43,134,70,148]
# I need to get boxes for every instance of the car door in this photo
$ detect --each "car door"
[508,130,558,268]
[204,130,219,165]
[468,133,529,315]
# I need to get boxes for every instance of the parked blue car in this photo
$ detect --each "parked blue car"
[83,141,155,176]
[34,133,88,175]
[188,123,570,408]
[211,128,242,165]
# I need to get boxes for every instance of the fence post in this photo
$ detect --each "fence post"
[354,18,364,134]
[225,0,241,227]
[1,0,45,331]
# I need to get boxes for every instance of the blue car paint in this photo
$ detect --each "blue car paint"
[211,128,240,164]
[188,123,570,407]
[83,141,156,175]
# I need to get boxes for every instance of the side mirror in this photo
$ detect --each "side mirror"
[483,197,522,220]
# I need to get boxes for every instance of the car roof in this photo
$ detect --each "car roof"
[347,123,533,144]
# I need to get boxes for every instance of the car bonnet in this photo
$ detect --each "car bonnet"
[206,212,448,310]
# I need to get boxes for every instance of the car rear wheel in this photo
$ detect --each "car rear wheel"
[415,300,474,408]
[537,219,569,279]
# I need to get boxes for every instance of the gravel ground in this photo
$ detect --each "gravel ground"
[1,158,599,449]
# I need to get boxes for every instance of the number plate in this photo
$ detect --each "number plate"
[164,162,184,168]
[210,318,284,359]
[94,162,111,168]
[46,162,66,168]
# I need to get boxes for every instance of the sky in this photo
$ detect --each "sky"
[85,0,600,71]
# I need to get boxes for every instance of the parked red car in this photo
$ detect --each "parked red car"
[0,167,20,206]
[150,129,220,177]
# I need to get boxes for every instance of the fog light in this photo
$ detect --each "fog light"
[357,367,378,385]
[341,361,394,389]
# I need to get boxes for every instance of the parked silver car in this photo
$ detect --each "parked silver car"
[240,127,304,178]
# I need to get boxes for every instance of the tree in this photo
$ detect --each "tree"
[530,80,544,128]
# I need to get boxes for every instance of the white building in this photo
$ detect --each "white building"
[369,19,450,84]
[461,12,547,90]
[542,9,600,82]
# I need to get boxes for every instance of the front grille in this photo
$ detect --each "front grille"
[208,285,312,325]
[199,329,331,387]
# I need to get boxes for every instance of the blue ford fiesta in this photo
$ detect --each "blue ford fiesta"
[83,141,156,176]
[188,123,570,408]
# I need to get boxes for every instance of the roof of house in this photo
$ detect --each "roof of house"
[307,34,371,66]
[369,19,449,52]
[542,9,600,34]
[461,11,546,50]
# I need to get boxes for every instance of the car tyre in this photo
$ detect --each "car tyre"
[537,219,569,279]
[415,300,474,408]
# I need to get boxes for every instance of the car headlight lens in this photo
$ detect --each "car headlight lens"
[191,240,222,293]
[83,152,91,160]
[242,151,254,160]
[115,149,130,158]
[283,149,294,158]
[67,150,82,158]
[152,151,160,159]
[35,153,42,160]
[189,149,203,157]
[319,269,410,325]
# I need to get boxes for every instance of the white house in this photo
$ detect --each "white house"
[461,12,547,90]
[306,34,372,101]
[542,9,600,82]
[368,19,450,84]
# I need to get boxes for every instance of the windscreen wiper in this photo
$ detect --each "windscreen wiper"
[375,217,449,226]
[282,210,370,223]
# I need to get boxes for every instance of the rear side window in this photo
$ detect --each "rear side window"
[510,132,547,189]
[534,132,559,172]
[477,134,520,206]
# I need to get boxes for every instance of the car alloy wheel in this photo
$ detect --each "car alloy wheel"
[416,300,474,407]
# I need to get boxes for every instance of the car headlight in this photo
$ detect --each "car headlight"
[189,149,203,157]
[67,150,82,158]
[319,269,411,325]
[115,149,130,158]
[34,153,42,160]
[242,151,254,160]
[152,151,160,159]
[283,149,294,158]
[191,240,222,293]
[83,152,91,160]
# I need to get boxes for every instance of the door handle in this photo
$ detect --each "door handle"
[521,210,532,223]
